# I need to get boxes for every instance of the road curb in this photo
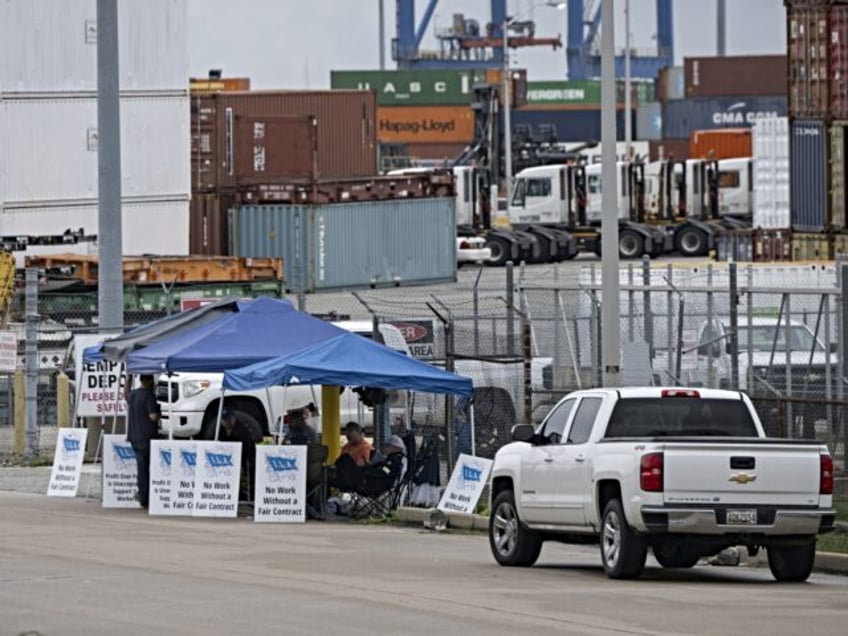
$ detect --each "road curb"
[397,507,848,575]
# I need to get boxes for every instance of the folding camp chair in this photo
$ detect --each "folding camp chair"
[329,450,407,519]
[305,444,329,520]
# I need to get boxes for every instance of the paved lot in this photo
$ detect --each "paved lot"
[1,491,846,636]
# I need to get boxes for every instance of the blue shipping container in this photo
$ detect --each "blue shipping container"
[661,96,787,139]
[790,119,829,233]
[510,108,633,142]
[233,199,456,291]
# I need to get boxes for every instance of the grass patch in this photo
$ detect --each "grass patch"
[835,501,848,523]
[817,532,848,554]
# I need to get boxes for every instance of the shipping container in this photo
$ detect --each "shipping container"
[0,199,189,255]
[524,80,654,108]
[830,122,848,229]
[830,6,848,118]
[189,193,236,255]
[191,91,378,192]
[636,102,662,140]
[332,69,483,106]
[189,77,251,93]
[233,116,316,184]
[833,232,848,258]
[376,105,474,143]
[1,95,190,204]
[787,6,830,117]
[717,229,792,262]
[689,128,752,159]
[790,118,830,232]
[662,96,787,138]
[684,55,786,98]
[791,232,832,261]
[233,199,456,291]
[510,108,634,143]
[405,143,468,162]
[656,66,685,101]
[648,139,690,161]
[752,116,790,229]
[0,0,188,93]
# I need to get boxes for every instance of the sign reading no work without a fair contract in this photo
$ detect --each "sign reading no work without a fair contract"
[254,445,307,523]
[74,334,127,417]
[149,439,194,516]
[193,441,242,518]
[102,434,140,508]
[47,428,89,497]
[438,453,493,515]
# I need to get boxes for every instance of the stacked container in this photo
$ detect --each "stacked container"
[752,116,791,229]
[0,0,191,257]
[786,0,848,258]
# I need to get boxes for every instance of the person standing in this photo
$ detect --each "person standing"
[126,374,161,509]
[218,408,257,501]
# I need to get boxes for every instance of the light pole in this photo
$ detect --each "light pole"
[624,0,632,158]
[502,1,565,199]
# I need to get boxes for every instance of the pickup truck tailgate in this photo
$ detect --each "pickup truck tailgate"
[662,442,822,507]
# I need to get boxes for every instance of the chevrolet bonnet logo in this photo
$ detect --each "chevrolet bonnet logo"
[729,473,757,484]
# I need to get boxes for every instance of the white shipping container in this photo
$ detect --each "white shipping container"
[752,116,790,229]
[1,199,189,255]
[0,95,190,204]
[0,0,188,93]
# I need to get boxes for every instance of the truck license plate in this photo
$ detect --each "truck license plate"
[726,509,758,525]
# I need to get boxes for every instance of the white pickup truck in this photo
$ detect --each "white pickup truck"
[488,387,836,581]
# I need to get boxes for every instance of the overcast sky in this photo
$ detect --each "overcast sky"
[187,0,786,88]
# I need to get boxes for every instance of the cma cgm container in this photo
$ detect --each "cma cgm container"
[233,199,456,291]
[689,129,752,159]
[786,4,848,118]
[191,91,377,192]
[684,56,786,98]
[661,96,787,138]
[376,106,474,144]
[752,116,790,229]
[790,119,830,232]
[510,108,634,142]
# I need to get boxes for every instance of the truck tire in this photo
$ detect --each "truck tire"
[600,499,647,579]
[200,409,263,443]
[486,237,510,266]
[618,230,644,259]
[653,544,701,569]
[767,538,816,582]
[676,227,708,257]
[489,490,542,567]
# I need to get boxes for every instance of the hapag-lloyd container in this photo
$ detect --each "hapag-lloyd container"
[752,116,790,229]
[790,119,829,232]
[376,106,474,143]
[233,199,456,291]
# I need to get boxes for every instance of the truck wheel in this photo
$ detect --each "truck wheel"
[601,499,647,579]
[486,237,510,266]
[618,230,644,259]
[676,227,708,257]
[489,490,542,567]
[200,409,263,442]
[767,538,816,582]
[653,544,700,568]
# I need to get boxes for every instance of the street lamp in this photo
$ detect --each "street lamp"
[502,1,566,199]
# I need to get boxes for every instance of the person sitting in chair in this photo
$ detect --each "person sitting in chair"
[340,421,373,467]
[283,403,319,445]
[331,434,406,494]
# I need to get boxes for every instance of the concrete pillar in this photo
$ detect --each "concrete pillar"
[14,371,25,455]
[56,372,71,427]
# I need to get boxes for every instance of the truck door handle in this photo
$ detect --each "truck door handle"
[575,455,586,463]
[544,456,554,463]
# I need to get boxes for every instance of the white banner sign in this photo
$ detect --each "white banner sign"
[47,428,89,497]
[74,334,127,417]
[0,330,17,373]
[193,441,242,518]
[254,445,306,523]
[437,453,493,515]
[149,440,196,516]
[101,434,140,508]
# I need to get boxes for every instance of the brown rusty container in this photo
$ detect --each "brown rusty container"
[233,115,316,184]
[791,232,833,261]
[189,77,251,93]
[753,229,792,262]
[191,90,378,192]
[189,192,235,255]
[684,56,786,98]
[648,139,689,161]
[788,7,830,117]
[689,128,752,159]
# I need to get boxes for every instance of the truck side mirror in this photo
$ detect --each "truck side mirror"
[511,424,535,443]
[724,342,732,355]
[830,342,838,353]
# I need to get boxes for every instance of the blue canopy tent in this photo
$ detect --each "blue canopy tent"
[124,296,347,374]
[222,331,474,397]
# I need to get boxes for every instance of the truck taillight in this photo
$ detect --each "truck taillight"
[640,452,664,492]
[661,389,700,398]
[821,455,834,495]
[459,240,470,249]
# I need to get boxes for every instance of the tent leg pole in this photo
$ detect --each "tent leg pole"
[277,386,289,443]
[470,403,476,457]
[264,386,275,442]
[213,389,225,441]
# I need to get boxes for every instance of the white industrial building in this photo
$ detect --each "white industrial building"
[0,0,190,261]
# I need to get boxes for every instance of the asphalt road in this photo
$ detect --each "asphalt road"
[1,492,845,636]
